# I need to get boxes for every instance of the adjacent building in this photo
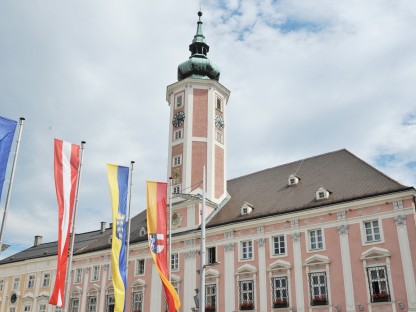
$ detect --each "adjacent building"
[1,11,416,312]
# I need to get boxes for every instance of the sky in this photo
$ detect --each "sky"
[0,0,415,259]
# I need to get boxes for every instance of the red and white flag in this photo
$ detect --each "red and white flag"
[49,139,80,307]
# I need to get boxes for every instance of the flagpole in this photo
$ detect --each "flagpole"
[168,176,173,283]
[0,117,25,255]
[125,161,135,284]
[199,167,206,312]
[63,141,86,312]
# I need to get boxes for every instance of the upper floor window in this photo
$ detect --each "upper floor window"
[13,277,20,290]
[367,266,390,303]
[309,272,328,306]
[239,280,254,310]
[171,253,179,271]
[9,308,16,312]
[0,279,3,291]
[216,131,223,143]
[132,289,144,312]
[272,276,289,308]
[42,273,50,287]
[39,304,47,312]
[75,268,82,284]
[70,298,79,312]
[27,274,35,289]
[272,235,285,256]
[136,259,145,275]
[173,155,182,166]
[23,305,31,312]
[91,265,100,281]
[364,220,381,243]
[308,229,323,251]
[207,246,216,264]
[240,241,253,260]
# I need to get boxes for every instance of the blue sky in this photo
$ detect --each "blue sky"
[1,0,415,258]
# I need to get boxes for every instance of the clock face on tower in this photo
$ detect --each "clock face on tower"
[215,114,225,129]
[172,111,185,127]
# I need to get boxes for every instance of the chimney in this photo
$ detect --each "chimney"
[100,222,106,233]
[34,235,43,246]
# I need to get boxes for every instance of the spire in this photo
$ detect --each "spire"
[177,11,220,81]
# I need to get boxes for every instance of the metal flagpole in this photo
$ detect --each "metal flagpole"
[125,161,135,284]
[63,141,86,312]
[0,117,25,255]
[169,177,173,283]
[199,167,206,312]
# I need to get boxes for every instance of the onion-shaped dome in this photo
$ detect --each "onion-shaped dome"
[177,11,220,81]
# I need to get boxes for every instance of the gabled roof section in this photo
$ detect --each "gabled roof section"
[208,149,411,227]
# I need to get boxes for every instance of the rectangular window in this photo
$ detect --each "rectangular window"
[367,266,390,302]
[39,304,47,312]
[27,274,35,289]
[42,273,50,287]
[309,272,328,305]
[13,277,20,290]
[216,132,222,143]
[364,220,381,242]
[9,308,16,312]
[207,247,216,264]
[216,97,222,111]
[23,305,31,312]
[132,290,144,312]
[171,253,179,271]
[173,185,181,194]
[241,241,253,260]
[136,259,145,275]
[239,280,254,310]
[205,284,217,310]
[75,268,82,284]
[91,265,100,281]
[0,279,3,291]
[174,129,183,140]
[70,298,79,312]
[106,295,115,311]
[272,277,289,308]
[309,229,323,250]
[272,235,285,255]
[87,296,97,312]
[173,155,182,166]
[176,94,183,108]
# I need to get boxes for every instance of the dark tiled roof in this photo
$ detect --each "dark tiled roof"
[0,230,106,264]
[208,149,411,227]
[1,149,412,263]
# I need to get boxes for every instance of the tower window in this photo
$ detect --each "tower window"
[216,97,222,111]
[176,94,183,108]
[173,155,182,167]
[216,132,223,143]
[173,185,181,194]
[174,129,183,141]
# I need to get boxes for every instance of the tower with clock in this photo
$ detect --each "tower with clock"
[166,11,230,210]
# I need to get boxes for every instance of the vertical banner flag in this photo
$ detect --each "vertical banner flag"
[146,181,180,312]
[107,164,129,312]
[0,116,17,204]
[49,139,80,307]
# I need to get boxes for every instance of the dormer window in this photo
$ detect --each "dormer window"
[288,175,299,186]
[139,226,147,237]
[241,202,254,215]
[316,187,330,200]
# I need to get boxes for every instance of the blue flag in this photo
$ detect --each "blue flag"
[0,116,17,204]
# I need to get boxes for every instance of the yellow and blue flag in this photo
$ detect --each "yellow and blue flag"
[107,164,129,312]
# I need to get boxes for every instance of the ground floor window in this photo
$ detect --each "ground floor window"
[87,296,97,312]
[205,284,216,311]
[106,294,115,312]
[132,290,144,312]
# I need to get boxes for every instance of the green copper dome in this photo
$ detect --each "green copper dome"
[177,12,220,81]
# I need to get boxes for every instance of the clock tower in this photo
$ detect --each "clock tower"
[166,12,230,206]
